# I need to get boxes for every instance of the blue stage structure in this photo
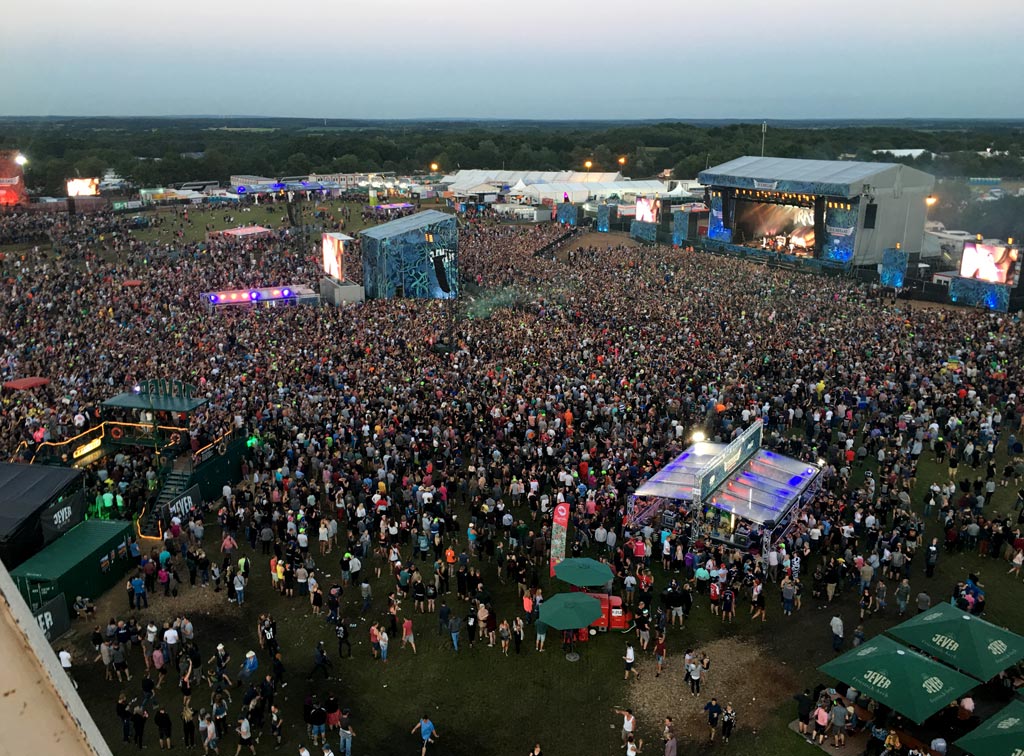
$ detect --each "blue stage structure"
[360,210,458,300]
[949,277,1011,312]
[596,204,612,233]
[672,210,690,246]
[556,202,578,227]
[706,193,733,243]
[630,220,658,243]
[880,247,909,287]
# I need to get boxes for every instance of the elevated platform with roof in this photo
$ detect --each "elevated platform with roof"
[630,421,821,548]
[633,441,726,501]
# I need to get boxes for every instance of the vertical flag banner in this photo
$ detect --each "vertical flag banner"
[550,502,570,577]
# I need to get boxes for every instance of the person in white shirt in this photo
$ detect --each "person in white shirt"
[830,614,844,651]
[58,648,78,689]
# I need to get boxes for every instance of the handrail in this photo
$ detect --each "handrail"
[9,421,189,465]
[191,427,243,465]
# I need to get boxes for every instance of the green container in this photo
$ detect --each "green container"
[10,520,134,612]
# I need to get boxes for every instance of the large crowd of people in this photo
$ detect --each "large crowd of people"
[5,202,1024,755]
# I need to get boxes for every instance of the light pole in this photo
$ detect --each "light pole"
[584,160,593,172]
[14,153,28,166]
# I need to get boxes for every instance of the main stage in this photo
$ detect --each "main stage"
[698,156,935,267]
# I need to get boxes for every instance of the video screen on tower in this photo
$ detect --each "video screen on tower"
[733,199,816,253]
[959,242,1019,286]
[322,233,346,279]
[635,197,660,223]
[66,178,99,197]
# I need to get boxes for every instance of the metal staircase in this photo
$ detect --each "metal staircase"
[139,460,192,537]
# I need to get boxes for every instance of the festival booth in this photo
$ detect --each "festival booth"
[631,421,821,550]
[452,184,501,205]
[0,464,85,569]
[491,203,552,222]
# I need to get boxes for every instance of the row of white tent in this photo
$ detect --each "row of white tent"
[454,180,690,203]
[442,169,624,192]
[443,169,693,203]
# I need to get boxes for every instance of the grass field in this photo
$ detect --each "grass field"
[64,419,1024,756]
[125,202,379,247]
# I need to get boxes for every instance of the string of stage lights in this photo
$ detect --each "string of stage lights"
[202,285,319,307]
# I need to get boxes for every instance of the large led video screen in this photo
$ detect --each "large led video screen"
[322,233,346,279]
[66,178,100,197]
[959,242,1018,286]
[734,199,816,251]
[635,197,660,223]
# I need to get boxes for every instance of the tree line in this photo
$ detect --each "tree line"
[1,117,1021,199]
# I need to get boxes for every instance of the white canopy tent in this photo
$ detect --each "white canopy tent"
[443,169,623,193]
[513,180,669,204]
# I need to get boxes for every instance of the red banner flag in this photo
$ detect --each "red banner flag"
[550,502,570,577]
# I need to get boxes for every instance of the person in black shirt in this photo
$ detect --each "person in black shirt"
[154,705,173,749]
[131,706,148,749]
[308,641,332,680]
[261,615,279,657]
[272,652,286,688]
[794,689,813,739]
[260,674,277,708]
[336,619,352,658]
[308,696,328,747]
[327,586,342,623]
[116,694,131,743]
[182,705,196,748]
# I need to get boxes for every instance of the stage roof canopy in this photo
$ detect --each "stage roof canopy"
[102,393,208,413]
[360,209,454,240]
[699,156,935,198]
[0,464,83,540]
[704,449,820,525]
[634,443,819,526]
[634,442,727,501]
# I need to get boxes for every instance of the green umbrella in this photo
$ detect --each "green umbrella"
[888,602,1024,682]
[538,593,603,631]
[554,557,614,588]
[954,699,1024,756]
[819,635,977,724]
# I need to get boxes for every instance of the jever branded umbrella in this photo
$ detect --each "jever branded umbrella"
[819,635,976,723]
[887,601,1024,682]
[954,699,1024,756]
[554,557,614,588]
[539,592,603,631]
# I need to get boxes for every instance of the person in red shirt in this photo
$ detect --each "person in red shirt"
[654,633,667,677]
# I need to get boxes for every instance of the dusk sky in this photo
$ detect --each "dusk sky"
[2,0,1022,119]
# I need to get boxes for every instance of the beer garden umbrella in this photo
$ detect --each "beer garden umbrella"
[554,557,614,588]
[539,592,603,662]
[954,699,1024,756]
[819,635,977,723]
[539,592,603,630]
[887,602,1024,682]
